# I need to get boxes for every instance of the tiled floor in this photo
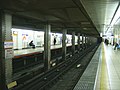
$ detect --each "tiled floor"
[73,45,101,90]
[95,43,120,90]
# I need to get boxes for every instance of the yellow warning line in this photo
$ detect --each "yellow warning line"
[100,43,109,90]
[7,81,17,89]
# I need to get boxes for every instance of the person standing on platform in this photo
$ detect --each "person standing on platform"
[105,39,109,45]
[53,37,56,45]
[29,40,35,48]
[114,42,118,50]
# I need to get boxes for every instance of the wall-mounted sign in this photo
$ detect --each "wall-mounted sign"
[5,49,14,59]
[4,41,13,49]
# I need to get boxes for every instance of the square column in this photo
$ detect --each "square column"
[44,24,51,71]
[85,35,87,48]
[72,32,75,56]
[0,10,6,90]
[62,29,67,61]
[77,33,80,51]
[89,37,92,45]
[0,11,13,90]
[82,34,84,50]
[87,37,90,47]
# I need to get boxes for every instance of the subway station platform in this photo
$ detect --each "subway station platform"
[74,43,120,90]
[14,44,74,56]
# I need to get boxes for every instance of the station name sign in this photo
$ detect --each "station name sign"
[4,41,13,49]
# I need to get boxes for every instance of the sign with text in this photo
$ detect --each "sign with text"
[4,41,13,49]
[5,49,14,59]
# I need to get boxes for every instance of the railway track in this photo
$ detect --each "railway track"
[12,44,99,90]
[50,46,98,90]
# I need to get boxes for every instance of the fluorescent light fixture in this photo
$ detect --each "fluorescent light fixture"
[83,28,87,30]
[107,5,120,33]
[111,6,120,26]
[81,22,90,24]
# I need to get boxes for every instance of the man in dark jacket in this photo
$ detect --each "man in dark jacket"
[114,42,118,50]
[29,40,35,48]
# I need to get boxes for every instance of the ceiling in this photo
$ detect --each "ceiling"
[1,0,120,37]
[81,0,119,34]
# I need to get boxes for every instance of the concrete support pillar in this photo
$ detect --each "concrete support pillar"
[62,29,67,61]
[87,37,90,46]
[77,33,80,51]
[44,24,51,71]
[86,36,88,47]
[89,37,92,46]
[82,34,84,49]
[0,11,13,90]
[0,10,7,90]
[85,35,87,48]
[72,32,75,56]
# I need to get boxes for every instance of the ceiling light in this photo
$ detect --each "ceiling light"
[83,28,87,30]
[81,22,90,24]
[107,4,120,33]
[111,6,120,26]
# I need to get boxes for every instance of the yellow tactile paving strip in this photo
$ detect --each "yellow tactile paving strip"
[100,43,110,90]
[94,43,110,90]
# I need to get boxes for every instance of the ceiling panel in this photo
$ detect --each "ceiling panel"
[66,8,88,22]
[81,0,119,33]
[3,0,118,36]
